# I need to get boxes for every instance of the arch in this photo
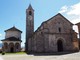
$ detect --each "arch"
[9,43,14,52]
[56,37,65,41]
[15,43,20,50]
[4,42,8,49]
[57,40,63,52]
[29,11,32,15]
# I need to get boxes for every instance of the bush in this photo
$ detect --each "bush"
[2,52,5,55]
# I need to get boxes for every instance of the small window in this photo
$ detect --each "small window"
[58,22,60,24]
[29,11,32,15]
[59,27,61,32]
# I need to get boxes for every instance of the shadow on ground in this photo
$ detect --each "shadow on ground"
[26,51,79,56]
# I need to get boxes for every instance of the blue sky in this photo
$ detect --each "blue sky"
[0,0,80,47]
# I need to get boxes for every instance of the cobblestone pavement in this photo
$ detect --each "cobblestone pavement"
[0,52,80,60]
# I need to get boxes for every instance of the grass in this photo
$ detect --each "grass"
[1,51,26,55]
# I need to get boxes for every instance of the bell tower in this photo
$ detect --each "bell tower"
[25,4,34,52]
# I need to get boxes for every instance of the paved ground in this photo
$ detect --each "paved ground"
[0,52,80,60]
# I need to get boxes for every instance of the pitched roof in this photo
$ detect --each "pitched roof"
[27,4,34,11]
[46,13,73,25]
[1,37,22,42]
[5,26,22,33]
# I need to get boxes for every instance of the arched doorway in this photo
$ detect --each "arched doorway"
[9,43,14,53]
[10,47,14,52]
[57,40,63,52]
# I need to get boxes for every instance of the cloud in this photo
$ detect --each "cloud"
[0,34,4,41]
[59,2,80,24]
[67,3,80,15]
[59,5,68,13]
[59,2,80,33]
[0,34,2,37]
[73,25,78,33]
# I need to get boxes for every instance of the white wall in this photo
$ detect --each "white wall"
[5,31,21,39]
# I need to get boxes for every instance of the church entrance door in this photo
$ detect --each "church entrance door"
[57,40,63,52]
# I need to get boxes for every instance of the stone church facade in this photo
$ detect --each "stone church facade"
[25,5,79,53]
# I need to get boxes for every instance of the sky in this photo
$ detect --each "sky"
[0,0,80,47]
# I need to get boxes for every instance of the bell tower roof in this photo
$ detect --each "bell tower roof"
[27,4,34,11]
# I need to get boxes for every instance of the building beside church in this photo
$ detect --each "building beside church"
[25,4,79,54]
[76,22,80,49]
[1,26,22,52]
[76,22,80,39]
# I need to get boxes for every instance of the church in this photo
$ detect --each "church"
[1,26,22,52]
[25,4,79,53]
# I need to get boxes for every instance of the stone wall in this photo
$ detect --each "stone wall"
[27,14,79,53]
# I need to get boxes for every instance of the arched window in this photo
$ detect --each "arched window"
[29,11,32,15]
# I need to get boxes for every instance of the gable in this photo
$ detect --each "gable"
[47,13,73,25]
[35,13,73,33]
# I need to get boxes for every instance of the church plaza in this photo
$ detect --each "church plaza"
[0,52,80,60]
